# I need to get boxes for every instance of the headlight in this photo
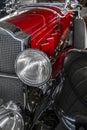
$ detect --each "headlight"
[0,101,24,130]
[15,49,52,88]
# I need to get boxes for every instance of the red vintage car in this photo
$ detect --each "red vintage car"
[0,0,86,130]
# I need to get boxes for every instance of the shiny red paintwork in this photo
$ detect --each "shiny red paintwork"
[7,7,58,56]
[7,6,73,57]
[6,5,73,76]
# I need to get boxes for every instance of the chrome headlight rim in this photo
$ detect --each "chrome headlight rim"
[15,49,52,87]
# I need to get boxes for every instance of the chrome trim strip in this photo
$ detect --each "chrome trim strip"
[0,73,19,79]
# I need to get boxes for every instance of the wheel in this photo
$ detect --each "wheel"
[54,50,87,130]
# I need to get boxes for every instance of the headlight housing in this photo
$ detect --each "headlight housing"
[15,49,52,88]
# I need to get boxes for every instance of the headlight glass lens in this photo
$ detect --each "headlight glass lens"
[15,49,52,87]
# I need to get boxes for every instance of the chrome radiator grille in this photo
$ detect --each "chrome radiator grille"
[0,22,29,74]
[0,22,29,106]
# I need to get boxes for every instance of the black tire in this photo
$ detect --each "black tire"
[55,50,87,116]
[73,18,86,49]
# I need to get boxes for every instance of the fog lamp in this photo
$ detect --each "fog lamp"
[15,49,52,87]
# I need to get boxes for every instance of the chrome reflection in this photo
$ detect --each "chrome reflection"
[0,101,24,130]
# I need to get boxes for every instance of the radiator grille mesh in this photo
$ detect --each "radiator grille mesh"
[0,31,21,74]
[0,76,24,106]
[0,22,30,74]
